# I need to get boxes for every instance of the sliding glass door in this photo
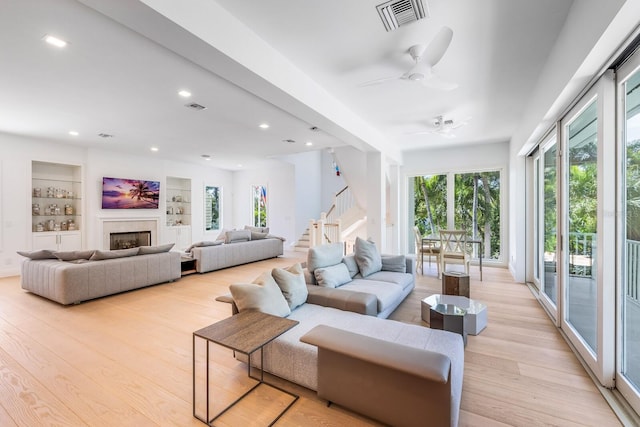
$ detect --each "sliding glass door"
[559,72,615,387]
[617,50,640,412]
[537,135,559,317]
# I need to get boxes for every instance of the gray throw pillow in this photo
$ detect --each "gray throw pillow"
[307,242,344,273]
[251,231,268,240]
[314,263,352,288]
[225,229,252,244]
[342,254,359,278]
[90,248,139,260]
[138,243,175,254]
[185,240,223,253]
[272,263,308,310]
[52,250,96,261]
[354,237,382,277]
[215,228,232,242]
[229,271,291,317]
[381,254,406,273]
[245,225,270,234]
[17,249,56,260]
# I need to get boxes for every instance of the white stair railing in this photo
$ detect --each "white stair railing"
[307,186,355,248]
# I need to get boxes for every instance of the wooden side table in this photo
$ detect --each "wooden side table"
[193,310,299,426]
[442,271,470,297]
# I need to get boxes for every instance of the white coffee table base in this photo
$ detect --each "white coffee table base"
[422,294,487,335]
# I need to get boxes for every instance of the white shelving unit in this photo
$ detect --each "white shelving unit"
[31,161,82,251]
[165,176,191,250]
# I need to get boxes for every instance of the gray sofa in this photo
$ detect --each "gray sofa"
[304,241,415,318]
[217,241,463,426]
[20,248,181,305]
[191,237,283,273]
[218,283,463,427]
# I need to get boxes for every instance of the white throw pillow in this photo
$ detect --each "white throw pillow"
[229,272,291,317]
[314,263,352,288]
[354,237,382,277]
[272,263,308,310]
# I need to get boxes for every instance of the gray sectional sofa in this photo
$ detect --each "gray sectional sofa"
[189,229,284,273]
[218,239,464,426]
[20,246,181,305]
[303,240,415,318]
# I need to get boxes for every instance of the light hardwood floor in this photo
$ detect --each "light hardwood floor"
[0,252,622,426]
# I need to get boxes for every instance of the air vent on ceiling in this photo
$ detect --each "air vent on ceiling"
[376,0,429,32]
[185,102,206,111]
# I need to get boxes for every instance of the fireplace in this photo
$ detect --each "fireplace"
[110,231,151,250]
[99,217,159,250]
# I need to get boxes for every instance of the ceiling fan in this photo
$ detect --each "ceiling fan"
[359,26,458,90]
[407,115,471,138]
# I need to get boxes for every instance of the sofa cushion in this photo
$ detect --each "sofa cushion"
[354,237,382,277]
[245,225,270,234]
[17,249,57,260]
[251,231,269,240]
[381,255,406,273]
[186,240,222,252]
[339,280,404,313]
[342,254,359,278]
[52,250,95,261]
[226,229,252,244]
[215,228,232,242]
[307,242,344,273]
[230,272,291,317]
[272,263,308,310]
[314,263,352,288]
[90,248,139,260]
[363,271,414,291]
[138,243,175,254]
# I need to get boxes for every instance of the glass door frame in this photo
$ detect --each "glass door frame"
[559,71,616,388]
[616,53,640,412]
[537,132,560,322]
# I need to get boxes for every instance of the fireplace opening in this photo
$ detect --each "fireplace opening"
[110,231,151,250]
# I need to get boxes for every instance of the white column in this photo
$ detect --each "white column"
[366,152,385,249]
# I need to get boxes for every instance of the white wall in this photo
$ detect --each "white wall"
[0,132,234,277]
[321,149,346,211]
[279,150,322,240]
[232,160,296,244]
[84,148,233,249]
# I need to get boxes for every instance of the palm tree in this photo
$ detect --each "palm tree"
[129,181,155,202]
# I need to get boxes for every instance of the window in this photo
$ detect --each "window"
[204,186,221,231]
[252,185,267,228]
[412,169,503,262]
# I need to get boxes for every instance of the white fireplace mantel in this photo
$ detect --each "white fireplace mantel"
[99,217,160,250]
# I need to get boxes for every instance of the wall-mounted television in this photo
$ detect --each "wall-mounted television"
[101,177,160,209]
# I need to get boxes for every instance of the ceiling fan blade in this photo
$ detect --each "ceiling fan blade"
[421,74,458,91]
[424,26,453,67]
[357,75,402,87]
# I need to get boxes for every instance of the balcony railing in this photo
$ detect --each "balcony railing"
[567,233,640,303]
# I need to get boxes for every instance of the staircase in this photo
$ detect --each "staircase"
[294,186,366,252]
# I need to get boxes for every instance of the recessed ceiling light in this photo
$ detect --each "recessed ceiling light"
[150,147,159,152]
[305,141,313,146]
[178,90,191,98]
[237,164,243,168]
[97,133,114,138]
[201,154,211,160]
[68,130,79,136]
[283,139,296,144]
[259,123,270,129]
[43,35,67,48]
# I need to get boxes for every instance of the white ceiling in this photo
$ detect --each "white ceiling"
[0,0,574,169]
